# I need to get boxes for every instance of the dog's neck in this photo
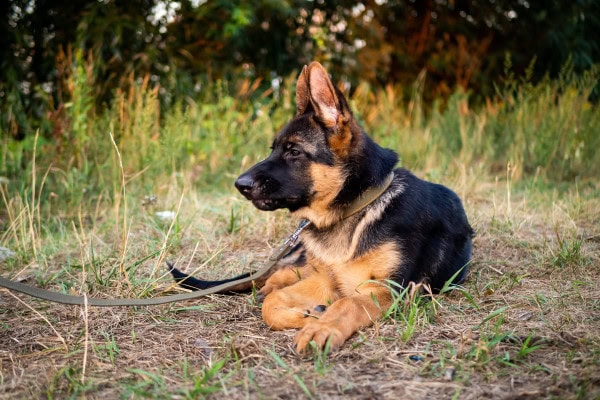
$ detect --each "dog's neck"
[341,172,395,220]
[295,171,395,230]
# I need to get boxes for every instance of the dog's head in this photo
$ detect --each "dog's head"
[235,62,397,227]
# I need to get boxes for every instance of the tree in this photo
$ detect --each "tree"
[2,0,598,139]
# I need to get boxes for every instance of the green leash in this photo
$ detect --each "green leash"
[0,221,310,307]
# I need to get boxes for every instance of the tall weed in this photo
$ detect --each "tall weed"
[1,61,598,233]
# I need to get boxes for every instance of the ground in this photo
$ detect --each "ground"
[0,179,599,399]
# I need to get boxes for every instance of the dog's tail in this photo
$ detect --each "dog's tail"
[166,261,255,293]
[167,242,306,294]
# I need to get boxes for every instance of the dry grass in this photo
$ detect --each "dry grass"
[2,60,598,399]
[0,171,599,400]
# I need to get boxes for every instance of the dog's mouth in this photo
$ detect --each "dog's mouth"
[252,198,281,211]
[250,196,303,211]
[250,198,288,211]
[235,175,305,211]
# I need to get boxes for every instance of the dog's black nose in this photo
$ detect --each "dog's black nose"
[235,174,254,194]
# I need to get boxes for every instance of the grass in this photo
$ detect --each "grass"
[0,62,599,398]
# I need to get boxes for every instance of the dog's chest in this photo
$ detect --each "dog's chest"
[301,220,400,296]
[302,221,359,265]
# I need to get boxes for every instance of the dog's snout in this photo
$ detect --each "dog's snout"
[235,174,254,194]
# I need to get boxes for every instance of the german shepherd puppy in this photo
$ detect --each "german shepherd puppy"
[169,62,473,353]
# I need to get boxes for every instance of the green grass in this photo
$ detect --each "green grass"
[0,64,599,398]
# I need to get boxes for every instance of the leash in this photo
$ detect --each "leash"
[0,220,310,307]
[0,172,394,307]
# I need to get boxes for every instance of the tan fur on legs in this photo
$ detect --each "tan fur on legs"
[262,272,339,330]
[293,286,392,352]
[258,266,314,297]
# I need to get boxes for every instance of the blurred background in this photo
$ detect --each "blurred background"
[1,0,599,198]
[2,0,598,138]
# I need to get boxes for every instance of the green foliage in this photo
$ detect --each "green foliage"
[122,368,168,397]
[309,339,334,375]
[1,62,598,238]
[46,365,95,399]
[176,359,228,398]
[2,0,599,141]
[552,234,585,269]
[383,281,436,343]
[93,332,121,364]
[516,333,543,360]
[266,349,315,398]
[490,60,600,180]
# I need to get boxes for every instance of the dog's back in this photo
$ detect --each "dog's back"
[385,168,473,291]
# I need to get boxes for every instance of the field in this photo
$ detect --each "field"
[1,67,599,399]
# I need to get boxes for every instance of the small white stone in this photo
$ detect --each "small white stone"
[0,247,16,261]
[155,211,176,221]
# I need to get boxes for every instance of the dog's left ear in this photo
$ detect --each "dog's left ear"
[296,66,310,116]
[306,62,343,128]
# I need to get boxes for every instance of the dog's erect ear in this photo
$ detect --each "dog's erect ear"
[307,62,340,128]
[296,66,310,116]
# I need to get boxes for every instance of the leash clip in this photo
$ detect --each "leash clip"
[287,219,311,246]
[268,219,311,261]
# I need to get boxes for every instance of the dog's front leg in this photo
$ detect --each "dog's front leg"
[258,265,313,298]
[293,287,392,352]
[261,272,338,330]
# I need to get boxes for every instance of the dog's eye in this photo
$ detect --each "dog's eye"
[288,149,301,157]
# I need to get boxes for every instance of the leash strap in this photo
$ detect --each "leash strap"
[0,220,310,307]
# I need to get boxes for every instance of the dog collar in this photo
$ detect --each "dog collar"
[342,171,395,219]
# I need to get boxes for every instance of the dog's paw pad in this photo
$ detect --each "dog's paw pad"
[313,304,327,313]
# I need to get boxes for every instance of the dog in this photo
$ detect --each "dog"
[169,62,473,353]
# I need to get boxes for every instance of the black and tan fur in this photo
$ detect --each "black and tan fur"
[169,62,473,352]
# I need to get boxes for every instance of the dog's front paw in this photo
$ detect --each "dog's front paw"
[294,321,345,353]
[257,283,276,300]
